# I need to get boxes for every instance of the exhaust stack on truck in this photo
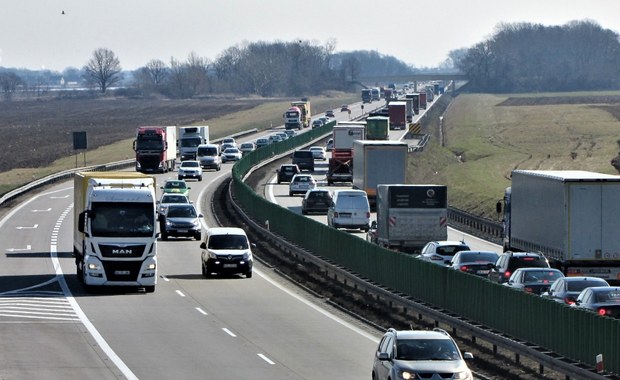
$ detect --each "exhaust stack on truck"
[73,171,158,292]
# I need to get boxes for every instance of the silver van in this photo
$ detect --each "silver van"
[327,189,371,231]
[197,144,221,171]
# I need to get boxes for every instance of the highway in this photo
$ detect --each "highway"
[0,102,382,379]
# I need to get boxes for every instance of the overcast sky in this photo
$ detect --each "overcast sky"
[1,0,619,72]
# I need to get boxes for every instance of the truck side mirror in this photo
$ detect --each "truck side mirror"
[200,242,206,249]
[132,140,137,151]
[496,201,502,214]
[78,211,86,233]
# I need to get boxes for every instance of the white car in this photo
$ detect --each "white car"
[221,137,236,147]
[221,147,243,162]
[239,142,256,155]
[325,138,334,151]
[178,160,203,181]
[269,134,283,144]
[157,193,191,215]
[418,240,471,266]
[289,174,317,196]
[309,146,326,160]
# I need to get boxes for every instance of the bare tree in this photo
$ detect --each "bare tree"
[0,72,23,101]
[83,48,123,93]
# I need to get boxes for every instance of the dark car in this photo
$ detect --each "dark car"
[325,110,335,118]
[573,286,620,318]
[542,276,609,305]
[158,204,202,240]
[291,150,315,172]
[504,268,565,295]
[488,251,550,284]
[276,164,300,184]
[449,251,499,277]
[301,188,332,215]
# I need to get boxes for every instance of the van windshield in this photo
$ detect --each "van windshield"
[198,147,217,156]
[208,234,249,250]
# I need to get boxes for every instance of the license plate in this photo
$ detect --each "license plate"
[115,270,130,275]
[477,270,489,275]
[223,264,237,268]
[177,229,188,233]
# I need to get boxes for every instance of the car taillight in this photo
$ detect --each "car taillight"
[504,271,511,278]
[460,265,469,272]
[524,287,534,293]
[565,298,575,305]
[599,308,607,316]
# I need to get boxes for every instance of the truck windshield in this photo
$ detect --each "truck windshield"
[136,137,163,150]
[180,137,202,148]
[90,202,154,237]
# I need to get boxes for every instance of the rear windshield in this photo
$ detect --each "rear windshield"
[508,256,548,270]
[208,234,249,250]
[293,151,313,158]
[459,252,498,263]
[336,195,368,209]
[567,280,608,292]
[436,245,469,256]
[595,290,620,303]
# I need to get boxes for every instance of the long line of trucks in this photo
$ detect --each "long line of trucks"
[388,101,407,130]
[326,122,365,185]
[73,172,158,292]
[502,170,620,284]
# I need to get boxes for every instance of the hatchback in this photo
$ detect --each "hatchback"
[419,241,471,266]
[504,268,565,295]
[301,188,332,215]
[289,174,317,196]
[372,328,474,380]
[542,276,609,304]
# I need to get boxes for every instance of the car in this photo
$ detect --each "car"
[276,132,289,141]
[340,104,350,112]
[504,268,565,295]
[487,251,550,284]
[284,129,297,138]
[158,203,202,241]
[448,250,500,277]
[200,227,254,278]
[291,149,315,171]
[268,134,283,144]
[325,110,335,118]
[309,146,326,160]
[312,119,324,129]
[301,188,332,215]
[220,142,236,153]
[418,241,471,266]
[221,147,243,162]
[239,142,255,155]
[255,137,270,149]
[220,137,236,147]
[573,286,620,318]
[289,174,316,196]
[327,189,370,231]
[318,116,330,125]
[372,328,474,380]
[325,138,334,151]
[157,193,191,215]
[276,164,301,184]
[177,160,203,181]
[541,276,610,304]
[160,179,190,197]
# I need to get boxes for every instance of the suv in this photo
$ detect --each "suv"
[178,160,203,181]
[200,227,254,278]
[488,251,550,284]
[292,150,315,172]
[372,328,474,380]
[276,164,301,184]
[302,188,332,215]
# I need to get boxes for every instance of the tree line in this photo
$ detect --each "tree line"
[455,20,620,92]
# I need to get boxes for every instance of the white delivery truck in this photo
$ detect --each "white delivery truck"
[178,125,209,161]
[73,172,158,292]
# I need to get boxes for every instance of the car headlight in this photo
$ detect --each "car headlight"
[208,251,218,259]
[397,370,415,380]
[243,252,252,261]
[453,371,471,380]
[192,220,200,227]
[165,220,172,226]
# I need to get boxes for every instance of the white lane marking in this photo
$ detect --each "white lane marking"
[222,328,236,337]
[195,307,207,315]
[258,354,275,365]
[5,245,31,252]
[196,171,231,230]
[50,203,139,380]
[176,290,186,297]
[16,224,38,229]
[50,194,69,199]
[32,208,52,212]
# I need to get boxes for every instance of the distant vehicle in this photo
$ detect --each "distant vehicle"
[200,227,254,278]
[220,137,236,147]
[178,126,208,161]
[276,132,289,141]
[541,276,609,304]
[312,119,324,129]
[372,328,474,380]
[318,116,330,125]
[325,138,334,151]
[220,142,236,152]
[448,251,499,277]
[309,146,326,160]
[289,174,317,196]
[158,203,202,241]
[239,142,255,155]
[157,193,191,215]
[196,143,221,171]
[418,241,471,266]
[177,160,203,181]
[301,188,332,215]
[161,179,190,197]
[340,104,350,112]
[133,126,177,173]
[573,286,620,318]
[292,150,315,172]
[325,110,335,118]
[255,137,270,149]
[488,251,550,284]
[268,134,283,144]
[284,129,297,138]
[504,268,565,295]
[276,164,301,184]
[221,147,242,162]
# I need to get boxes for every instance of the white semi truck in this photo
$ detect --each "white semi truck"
[73,172,158,292]
[178,125,209,161]
[502,170,620,284]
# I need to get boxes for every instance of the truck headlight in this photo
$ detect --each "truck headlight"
[146,263,157,271]
[88,263,101,270]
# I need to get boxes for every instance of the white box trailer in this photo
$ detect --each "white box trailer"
[504,170,620,283]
